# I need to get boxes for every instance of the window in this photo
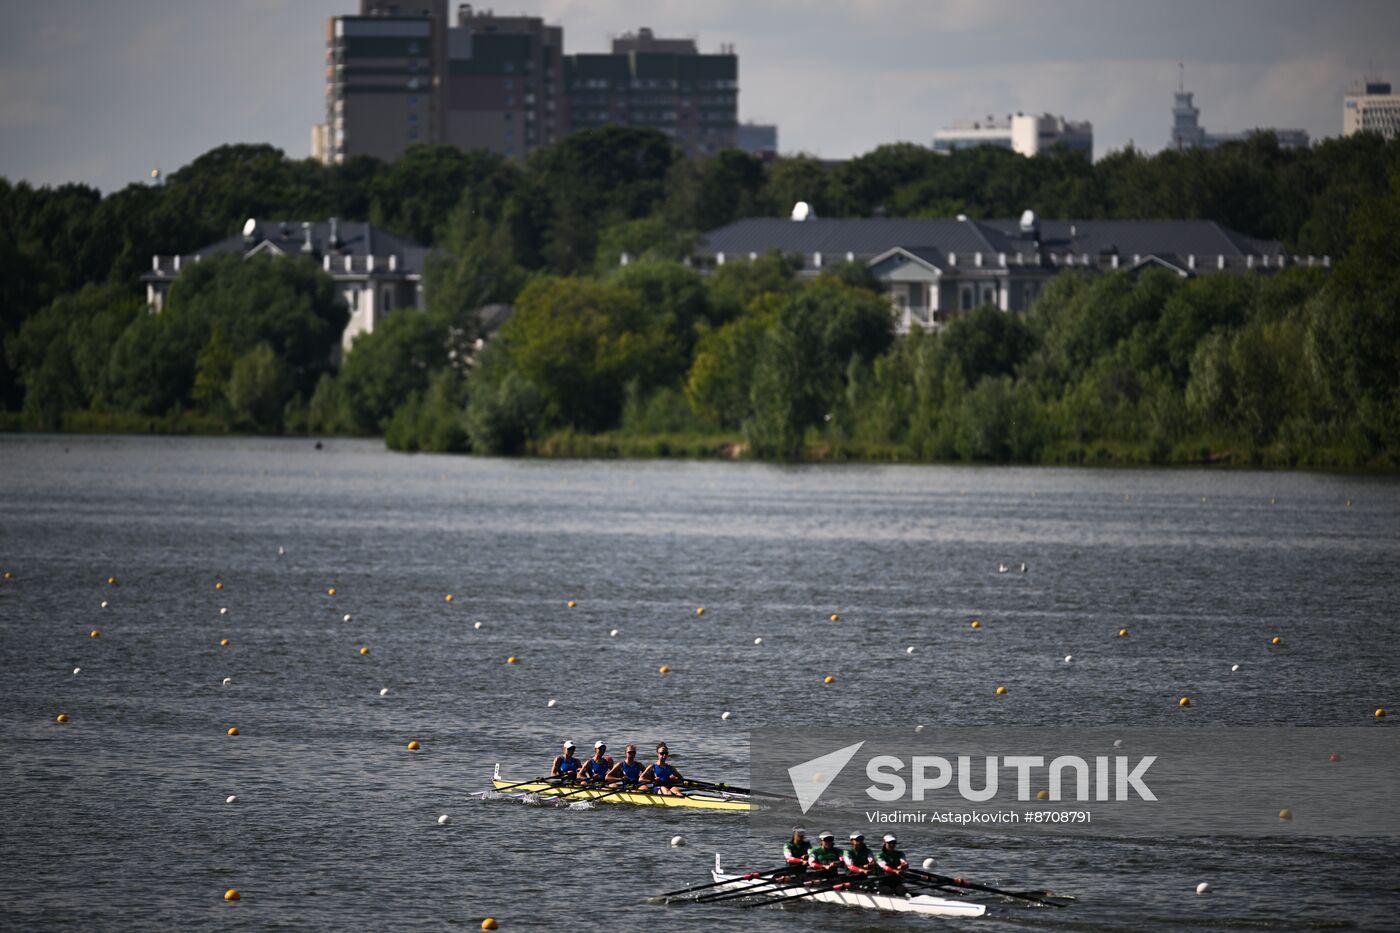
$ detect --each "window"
[382,287,395,313]
[959,285,974,310]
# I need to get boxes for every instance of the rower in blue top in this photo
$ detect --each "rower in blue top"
[605,744,644,788]
[579,741,614,783]
[551,740,581,780]
[640,742,685,796]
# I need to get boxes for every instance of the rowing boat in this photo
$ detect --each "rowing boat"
[709,854,987,917]
[491,764,755,811]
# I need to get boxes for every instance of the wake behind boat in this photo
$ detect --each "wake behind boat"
[707,853,987,917]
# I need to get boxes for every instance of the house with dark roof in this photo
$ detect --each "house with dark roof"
[142,218,427,355]
[695,210,1328,332]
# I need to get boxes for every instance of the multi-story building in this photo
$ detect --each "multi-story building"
[1170,69,1308,151]
[737,122,778,158]
[441,5,565,158]
[932,113,1092,158]
[142,219,427,358]
[696,210,1325,333]
[321,1,448,164]
[565,28,738,157]
[1343,77,1400,140]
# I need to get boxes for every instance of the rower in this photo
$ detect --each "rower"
[605,744,644,788]
[782,828,811,876]
[580,741,613,784]
[842,832,879,882]
[875,833,909,895]
[807,832,842,878]
[551,740,581,780]
[640,742,684,796]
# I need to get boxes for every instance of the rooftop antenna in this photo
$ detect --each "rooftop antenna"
[1178,62,1184,94]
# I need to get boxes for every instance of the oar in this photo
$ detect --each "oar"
[679,779,797,802]
[907,869,1064,907]
[546,780,640,804]
[696,872,813,904]
[656,866,792,899]
[493,774,566,793]
[736,874,863,908]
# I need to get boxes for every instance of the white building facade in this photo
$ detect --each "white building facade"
[1344,78,1400,140]
[933,113,1092,159]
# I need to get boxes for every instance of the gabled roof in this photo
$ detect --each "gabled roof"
[697,217,1287,266]
[868,245,946,273]
[142,219,427,281]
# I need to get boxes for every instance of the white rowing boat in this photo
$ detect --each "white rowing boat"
[710,854,987,918]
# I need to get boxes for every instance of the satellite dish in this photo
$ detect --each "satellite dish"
[791,201,815,222]
[242,218,257,237]
[1019,209,1038,234]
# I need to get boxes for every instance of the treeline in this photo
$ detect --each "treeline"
[2,129,1398,465]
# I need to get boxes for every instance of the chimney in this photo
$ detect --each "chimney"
[329,217,341,250]
[301,222,314,254]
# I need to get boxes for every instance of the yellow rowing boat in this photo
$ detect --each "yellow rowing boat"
[491,765,754,811]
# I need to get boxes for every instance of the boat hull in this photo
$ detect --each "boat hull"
[492,779,754,811]
[709,863,987,918]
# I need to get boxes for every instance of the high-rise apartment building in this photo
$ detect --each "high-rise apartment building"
[565,28,738,157]
[318,9,744,162]
[1343,78,1400,140]
[933,113,1092,159]
[320,1,448,164]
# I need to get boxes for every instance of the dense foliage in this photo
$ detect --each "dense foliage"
[3,128,1397,466]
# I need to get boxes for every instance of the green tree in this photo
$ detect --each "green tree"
[226,343,292,431]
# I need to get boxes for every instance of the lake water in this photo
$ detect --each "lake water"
[1,434,1397,931]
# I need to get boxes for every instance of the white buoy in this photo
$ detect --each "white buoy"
[922,857,936,869]
[1019,563,1027,573]
[222,677,232,686]
[906,646,915,655]
[721,711,732,720]
[72,667,81,675]
[998,563,1009,573]
[343,614,352,622]
[277,546,285,556]
[1113,738,1123,748]
[100,600,108,609]
[609,629,619,637]
[547,699,558,708]
[914,724,925,733]
[220,607,228,615]
[438,814,451,825]
[1195,882,1210,895]
[670,835,685,847]
[226,795,238,804]
[379,687,389,697]
[753,637,763,645]
[474,621,482,630]
[1064,655,1073,663]
[1231,664,1241,672]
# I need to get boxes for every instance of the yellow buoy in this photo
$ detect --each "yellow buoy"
[1179,697,1191,707]
[90,630,100,638]
[3,570,12,579]
[1278,808,1293,820]
[224,888,240,901]
[327,587,337,596]
[215,581,224,590]
[107,576,118,586]
[1036,789,1049,800]
[227,727,239,736]
[830,613,840,622]
[824,675,836,685]
[995,686,1008,696]
[506,656,519,664]
[445,594,454,603]
[659,665,670,674]
[56,713,69,723]
[696,607,705,616]
[1376,708,1387,719]
[359,646,370,656]
[566,600,576,608]
[1270,636,1282,646]
[482,919,498,931]
[970,620,981,630]
[1118,628,1129,637]
[408,740,420,751]
[220,638,230,647]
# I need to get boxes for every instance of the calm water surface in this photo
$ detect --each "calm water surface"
[1,435,1397,931]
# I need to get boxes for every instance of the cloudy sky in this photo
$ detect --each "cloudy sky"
[2,0,1397,194]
